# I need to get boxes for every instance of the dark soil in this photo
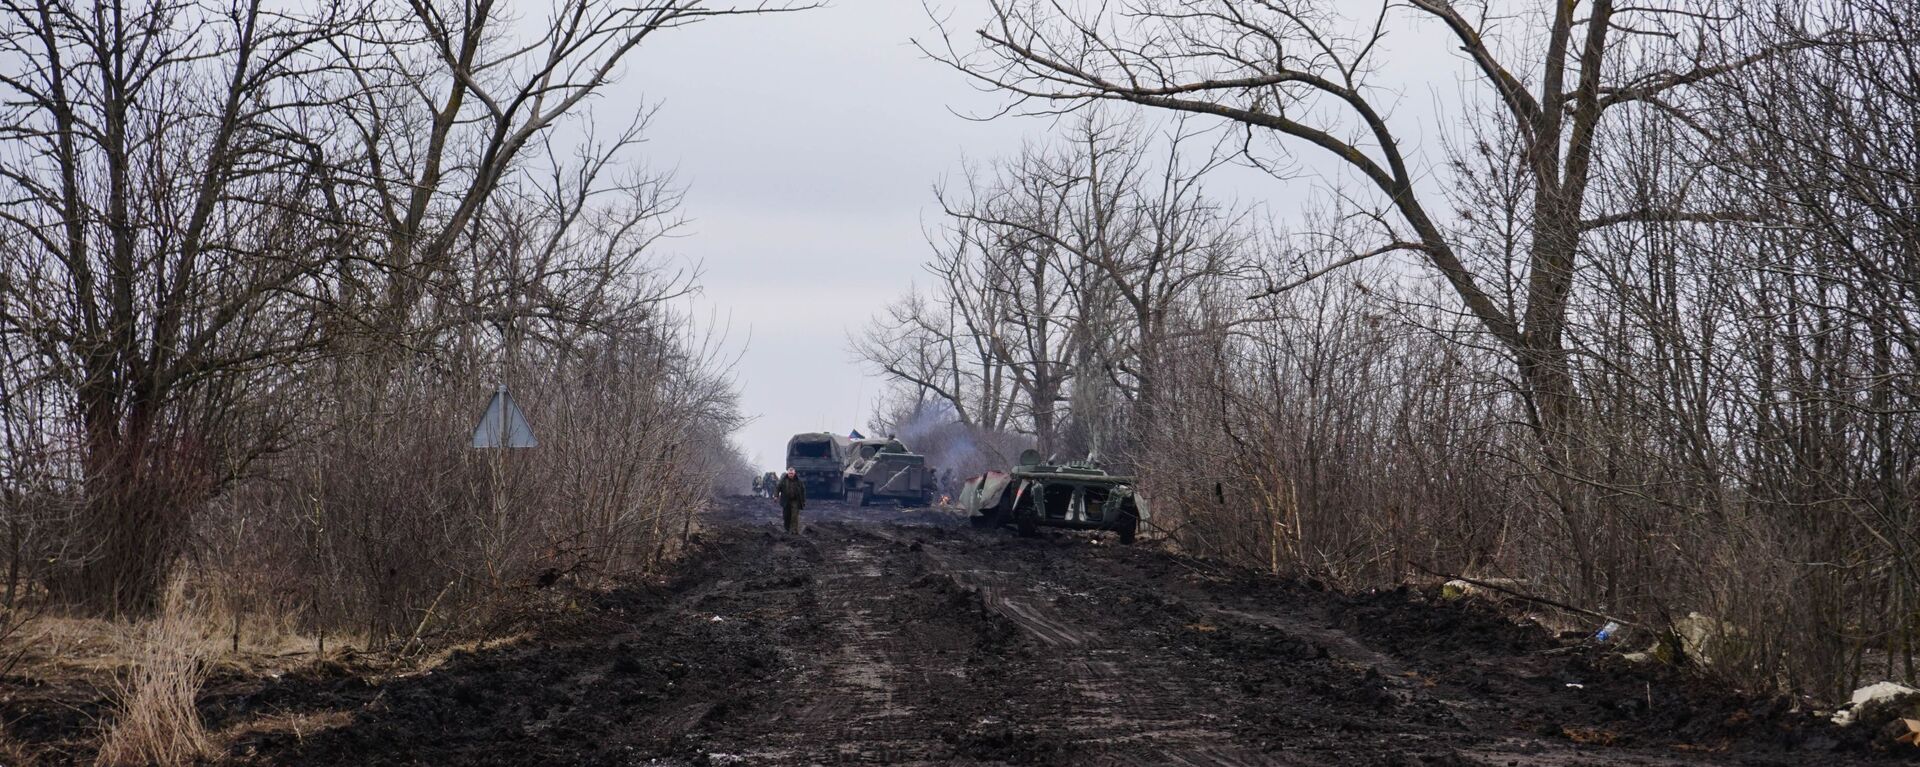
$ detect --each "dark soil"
[4,497,1904,765]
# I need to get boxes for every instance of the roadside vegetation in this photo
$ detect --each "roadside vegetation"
[0,1,794,762]
[859,0,1920,701]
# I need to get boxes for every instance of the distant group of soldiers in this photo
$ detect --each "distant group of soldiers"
[751,471,779,498]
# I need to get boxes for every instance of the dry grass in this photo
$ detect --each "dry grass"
[0,567,543,766]
[414,630,531,669]
[91,589,219,767]
[217,709,354,756]
[5,617,145,682]
[4,576,360,688]
[0,723,35,767]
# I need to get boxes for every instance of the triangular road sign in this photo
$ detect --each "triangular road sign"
[472,385,537,448]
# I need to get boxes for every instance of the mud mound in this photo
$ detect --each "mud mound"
[233,532,795,765]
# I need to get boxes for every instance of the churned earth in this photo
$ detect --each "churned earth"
[5,497,1901,765]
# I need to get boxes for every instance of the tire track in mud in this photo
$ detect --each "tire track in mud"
[897,526,1277,766]
[729,528,952,763]
[673,517,1052,765]
[1028,540,1852,767]
[885,519,1811,767]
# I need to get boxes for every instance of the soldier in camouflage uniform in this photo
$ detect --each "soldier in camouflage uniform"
[775,468,807,534]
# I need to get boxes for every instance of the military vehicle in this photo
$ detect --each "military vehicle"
[785,432,853,498]
[957,450,1148,544]
[842,437,936,507]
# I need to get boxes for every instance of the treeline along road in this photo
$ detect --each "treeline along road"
[209,498,1878,766]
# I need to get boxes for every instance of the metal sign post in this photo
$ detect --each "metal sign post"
[471,383,536,589]
[471,384,537,449]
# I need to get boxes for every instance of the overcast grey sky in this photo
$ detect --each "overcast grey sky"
[609,1,1017,467]
[612,1,1470,468]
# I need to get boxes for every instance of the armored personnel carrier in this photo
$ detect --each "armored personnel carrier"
[956,450,1147,544]
[842,437,936,507]
[785,432,852,498]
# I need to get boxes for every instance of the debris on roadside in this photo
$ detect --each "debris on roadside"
[1664,612,1739,666]
[1830,681,1919,727]
[1439,577,1528,602]
[1884,718,1920,748]
[1561,725,1619,746]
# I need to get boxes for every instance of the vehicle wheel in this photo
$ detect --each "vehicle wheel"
[1117,510,1140,545]
[848,487,866,507]
[1016,509,1037,537]
[969,514,995,528]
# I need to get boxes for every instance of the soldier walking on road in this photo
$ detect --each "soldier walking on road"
[775,468,807,534]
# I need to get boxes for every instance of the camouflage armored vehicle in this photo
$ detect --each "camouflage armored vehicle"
[786,432,853,498]
[842,437,936,507]
[957,450,1148,544]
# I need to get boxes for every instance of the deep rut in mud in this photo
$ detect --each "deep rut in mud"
[196,499,1902,764]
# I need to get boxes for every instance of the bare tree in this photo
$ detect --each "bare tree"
[0,0,805,616]
[321,0,812,340]
[0,0,344,614]
[875,114,1252,460]
[932,0,1837,481]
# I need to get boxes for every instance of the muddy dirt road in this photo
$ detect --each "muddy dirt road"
[213,498,1873,766]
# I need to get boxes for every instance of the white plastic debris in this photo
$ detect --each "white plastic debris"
[710,615,725,622]
[1852,682,1918,707]
[1831,681,1920,726]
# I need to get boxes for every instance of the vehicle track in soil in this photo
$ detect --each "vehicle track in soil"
[213,497,1885,766]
